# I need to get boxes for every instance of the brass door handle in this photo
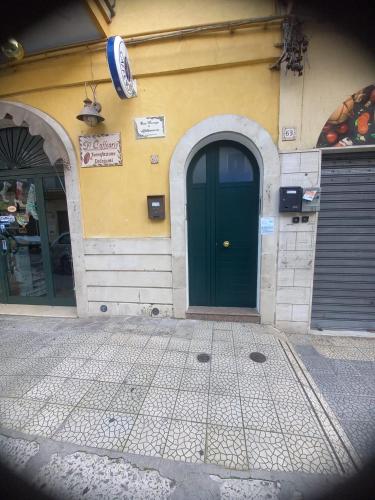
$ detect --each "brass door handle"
[223,240,230,248]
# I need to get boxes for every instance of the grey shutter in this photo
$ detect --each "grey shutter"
[311,152,375,331]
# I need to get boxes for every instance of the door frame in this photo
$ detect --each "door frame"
[0,100,88,315]
[0,170,75,306]
[169,114,281,324]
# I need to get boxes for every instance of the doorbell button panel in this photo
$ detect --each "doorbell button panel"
[279,187,303,212]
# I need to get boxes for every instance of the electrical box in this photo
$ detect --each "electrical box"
[302,188,321,212]
[147,195,165,220]
[279,187,303,212]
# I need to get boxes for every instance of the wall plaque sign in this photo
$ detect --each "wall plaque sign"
[134,116,166,139]
[79,133,122,167]
[106,36,137,99]
[282,127,297,141]
[260,217,275,235]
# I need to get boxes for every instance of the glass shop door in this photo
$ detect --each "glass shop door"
[0,174,76,306]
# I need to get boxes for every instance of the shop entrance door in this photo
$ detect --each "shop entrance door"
[0,127,75,306]
[187,140,259,308]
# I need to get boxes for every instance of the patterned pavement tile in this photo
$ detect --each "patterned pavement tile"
[213,322,232,331]
[160,351,188,368]
[110,347,142,364]
[211,355,237,373]
[241,398,281,432]
[85,412,135,451]
[68,344,99,359]
[22,403,72,437]
[73,360,110,381]
[48,378,93,406]
[257,344,288,360]
[95,361,132,384]
[173,391,208,423]
[189,340,213,353]
[285,435,339,474]
[23,376,65,402]
[108,384,149,414]
[262,359,297,380]
[151,366,184,390]
[124,364,157,386]
[208,394,243,427]
[0,399,45,430]
[206,425,248,470]
[326,395,375,421]
[213,330,233,343]
[234,342,260,357]
[276,401,322,438]
[266,377,308,404]
[27,357,62,376]
[236,357,265,376]
[343,420,375,462]
[147,336,171,350]
[209,371,239,396]
[136,349,165,366]
[245,429,293,471]
[125,415,170,457]
[48,358,86,378]
[77,381,121,410]
[185,352,211,371]
[163,419,206,463]
[238,374,271,400]
[212,342,235,356]
[180,369,210,393]
[140,388,178,418]
[123,335,150,349]
[253,334,280,346]
[91,345,118,361]
[167,338,191,352]
[53,408,104,446]
[0,376,40,398]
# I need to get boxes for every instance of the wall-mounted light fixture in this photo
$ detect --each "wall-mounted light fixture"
[1,38,24,60]
[76,83,105,127]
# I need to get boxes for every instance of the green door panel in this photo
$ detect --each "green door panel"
[187,141,259,308]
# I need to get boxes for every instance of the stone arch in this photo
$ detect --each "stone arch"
[0,100,87,315]
[169,114,280,322]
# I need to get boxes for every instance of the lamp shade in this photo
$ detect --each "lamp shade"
[76,98,105,127]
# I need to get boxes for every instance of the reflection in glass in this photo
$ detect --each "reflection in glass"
[0,178,47,297]
[219,146,253,183]
[43,176,75,299]
[192,154,206,184]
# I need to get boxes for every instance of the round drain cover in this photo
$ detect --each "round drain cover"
[249,352,267,363]
[197,352,211,363]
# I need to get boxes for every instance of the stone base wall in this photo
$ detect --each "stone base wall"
[275,150,321,334]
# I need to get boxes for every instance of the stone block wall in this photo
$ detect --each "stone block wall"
[275,150,321,333]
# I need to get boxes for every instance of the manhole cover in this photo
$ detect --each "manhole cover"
[197,352,211,363]
[249,352,267,363]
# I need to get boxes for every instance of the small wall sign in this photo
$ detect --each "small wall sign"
[79,133,122,167]
[260,217,275,235]
[134,116,166,139]
[106,36,137,99]
[282,127,297,141]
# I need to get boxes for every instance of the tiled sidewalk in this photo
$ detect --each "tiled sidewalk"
[0,316,359,476]
[290,333,375,464]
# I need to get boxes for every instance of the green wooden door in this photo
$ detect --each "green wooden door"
[187,140,259,307]
[0,127,76,306]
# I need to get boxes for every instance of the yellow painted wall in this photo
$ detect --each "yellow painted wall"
[0,0,280,238]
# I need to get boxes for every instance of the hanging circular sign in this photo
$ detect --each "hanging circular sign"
[7,205,17,213]
[106,36,137,99]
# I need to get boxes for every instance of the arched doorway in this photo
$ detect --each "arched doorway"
[0,126,75,306]
[187,140,260,308]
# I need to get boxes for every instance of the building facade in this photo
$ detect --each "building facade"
[0,0,374,333]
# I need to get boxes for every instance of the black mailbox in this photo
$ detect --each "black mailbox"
[147,195,165,220]
[279,187,303,212]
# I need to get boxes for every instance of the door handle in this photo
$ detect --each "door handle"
[0,236,7,255]
[223,240,231,248]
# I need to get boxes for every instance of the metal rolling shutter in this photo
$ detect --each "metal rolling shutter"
[311,152,375,331]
